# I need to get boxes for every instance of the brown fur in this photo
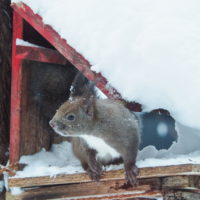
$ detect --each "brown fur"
[50,95,140,186]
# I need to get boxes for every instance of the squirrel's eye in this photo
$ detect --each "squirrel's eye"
[66,114,76,121]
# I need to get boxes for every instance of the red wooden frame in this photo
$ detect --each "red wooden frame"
[10,11,23,165]
[10,2,141,165]
[11,2,121,99]
[16,45,67,65]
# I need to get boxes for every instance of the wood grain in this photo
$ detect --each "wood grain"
[164,189,200,200]
[6,179,162,200]
[16,45,67,65]
[0,0,11,166]
[8,164,200,188]
[6,176,200,200]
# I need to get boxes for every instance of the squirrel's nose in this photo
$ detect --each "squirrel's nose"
[49,120,55,128]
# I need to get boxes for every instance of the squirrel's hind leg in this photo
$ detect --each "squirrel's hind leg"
[124,161,139,186]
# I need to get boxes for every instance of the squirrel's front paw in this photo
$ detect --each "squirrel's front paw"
[125,164,139,186]
[87,159,102,181]
[87,169,101,181]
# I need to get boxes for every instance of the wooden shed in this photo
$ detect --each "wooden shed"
[5,2,200,200]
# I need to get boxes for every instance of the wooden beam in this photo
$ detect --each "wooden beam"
[162,176,200,190]
[16,45,67,65]
[9,10,23,166]
[6,191,162,200]
[6,179,162,200]
[7,175,200,200]
[8,164,200,188]
[164,189,200,200]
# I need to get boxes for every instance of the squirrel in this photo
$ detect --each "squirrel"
[49,72,140,186]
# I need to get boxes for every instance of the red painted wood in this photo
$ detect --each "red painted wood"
[11,2,122,100]
[10,11,24,165]
[16,45,67,65]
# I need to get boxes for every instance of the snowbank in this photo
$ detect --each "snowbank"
[15,142,83,178]
[12,0,200,130]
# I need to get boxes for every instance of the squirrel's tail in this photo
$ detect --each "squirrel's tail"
[70,72,96,97]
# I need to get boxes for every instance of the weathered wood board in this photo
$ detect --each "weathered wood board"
[6,179,162,200]
[6,164,200,200]
[8,164,200,188]
[6,175,200,200]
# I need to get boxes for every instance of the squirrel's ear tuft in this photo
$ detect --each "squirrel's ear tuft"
[82,95,95,118]
[70,72,96,98]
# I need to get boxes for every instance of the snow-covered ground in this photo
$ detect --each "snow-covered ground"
[11,0,200,178]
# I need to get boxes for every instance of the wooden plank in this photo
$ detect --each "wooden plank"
[164,189,200,200]
[0,0,12,167]
[16,45,67,65]
[6,179,162,200]
[18,61,75,156]
[9,10,23,166]
[6,191,162,200]
[8,164,200,188]
[162,176,200,190]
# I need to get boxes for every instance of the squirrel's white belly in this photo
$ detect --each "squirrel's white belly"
[80,135,121,162]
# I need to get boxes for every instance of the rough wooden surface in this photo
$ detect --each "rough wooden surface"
[0,0,11,166]
[8,164,200,188]
[19,61,76,156]
[16,45,67,65]
[6,179,162,200]
[0,2,12,200]
[164,189,200,200]
[6,174,200,200]
[7,176,200,200]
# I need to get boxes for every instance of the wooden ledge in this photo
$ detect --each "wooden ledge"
[8,164,200,188]
[6,176,200,200]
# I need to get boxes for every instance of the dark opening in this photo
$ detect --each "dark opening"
[139,109,178,150]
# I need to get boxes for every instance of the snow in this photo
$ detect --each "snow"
[12,0,200,131]
[11,0,200,179]
[15,142,83,178]
[10,187,24,195]
[16,39,42,48]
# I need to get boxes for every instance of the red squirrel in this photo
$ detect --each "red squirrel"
[50,73,140,186]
